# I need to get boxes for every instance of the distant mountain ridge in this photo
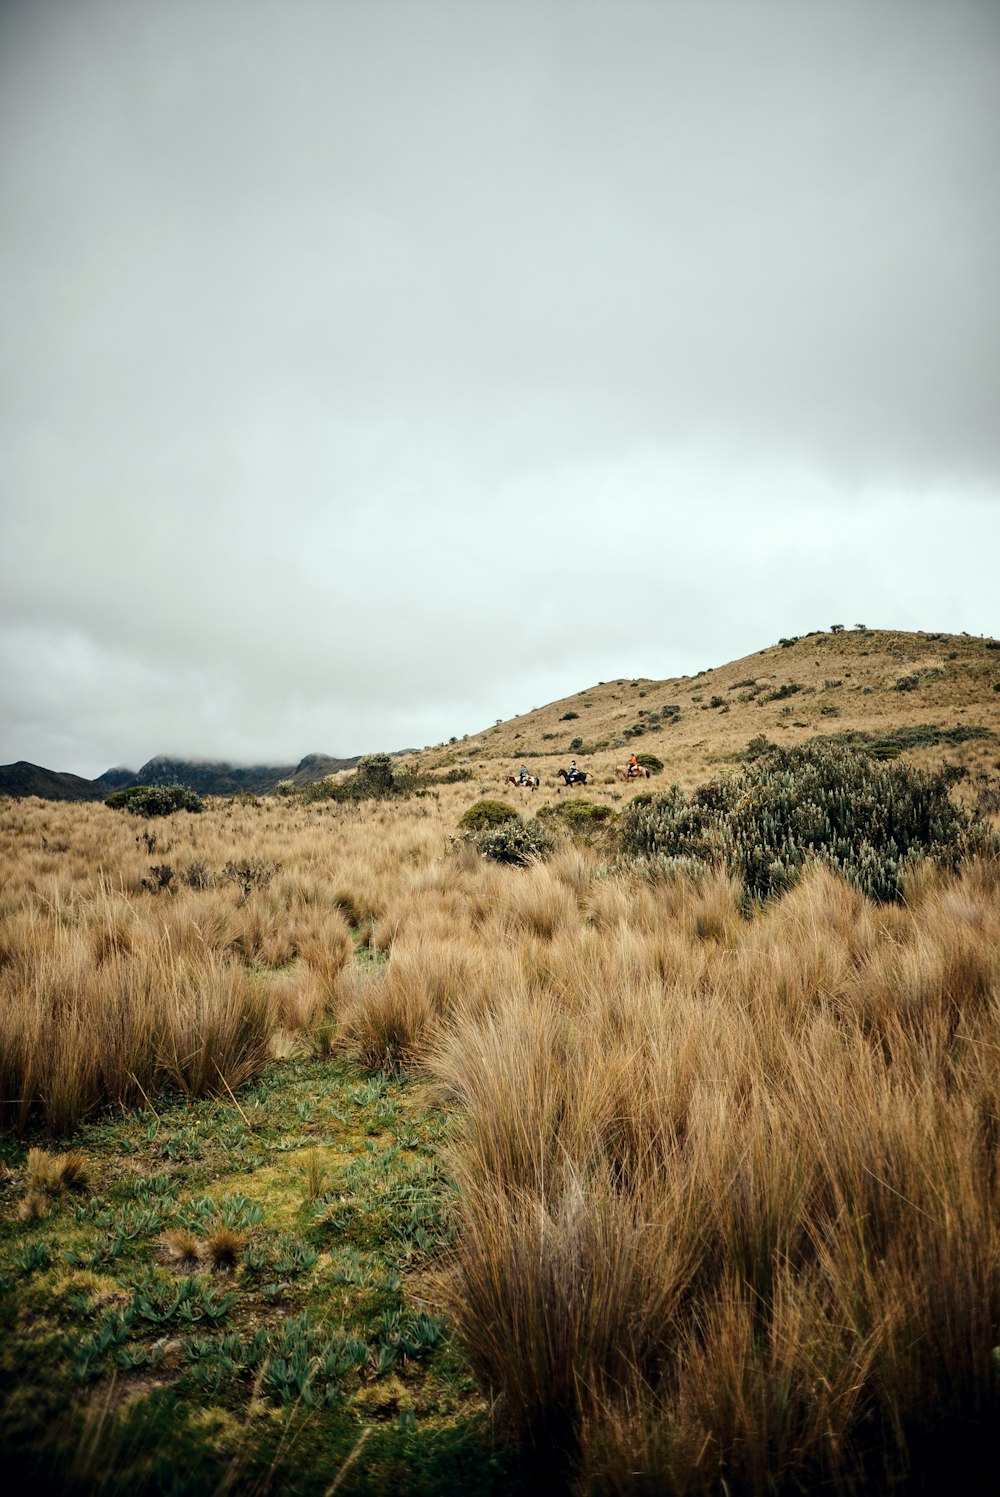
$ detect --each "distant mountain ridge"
[0,761,109,802]
[1,752,359,802]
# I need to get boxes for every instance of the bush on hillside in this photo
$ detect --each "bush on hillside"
[474,818,554,866]
[303,752,414,804]
[618,744,993,904]
[635,753,664,774]
[458,799,520,833]
[539,800,615,832]
[106,784,205,818]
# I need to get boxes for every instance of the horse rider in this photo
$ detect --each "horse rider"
[627,753,639,777]
[518,764,530,785]
[568,759,580,783]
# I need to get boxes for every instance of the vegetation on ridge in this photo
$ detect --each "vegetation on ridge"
[619,741,992,903]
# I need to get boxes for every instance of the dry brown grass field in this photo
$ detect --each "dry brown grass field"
[2,627,1000,1494]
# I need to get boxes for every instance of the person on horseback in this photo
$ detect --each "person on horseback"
[518,764,530,785]
[627,753,639,777]
[568,759,580,784]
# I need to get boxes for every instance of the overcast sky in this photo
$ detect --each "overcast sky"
[2,0,998,776]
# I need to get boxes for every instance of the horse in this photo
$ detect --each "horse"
[556,768,588,786]
[504,774,540,790]
[615,764,650,781]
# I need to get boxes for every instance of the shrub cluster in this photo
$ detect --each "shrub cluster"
[618,744,992,904]
[302,753,416,804]
[538,800,614,833]
[473,819,554,866]
[105,784,205,818]
[458,800,554,864]
[458,800,520,833]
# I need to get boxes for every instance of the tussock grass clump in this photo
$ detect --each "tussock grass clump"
[0,929,276,1132]
[301,1149,328,1201]
[203,1225,243,1271]
[19,1147,90,1219]
[159,1227,202,1270]
[25,1146,90,1196]
[336,968,435,1074]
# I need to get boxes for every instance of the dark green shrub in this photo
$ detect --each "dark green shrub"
[458,800,520,833]
[539,800,614,831]
[569,737,584,751]
[302,752,414,803]
[474,819,554,866]
[635,753,664,774]
[560,711,579,721]
[352,753,396,798]
[815,725,994,757]
[618,744,992,905]
[106,784,204,818]
[896,675,920,692]
[743,735,775,761]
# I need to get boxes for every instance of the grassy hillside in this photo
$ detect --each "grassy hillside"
[403,627,1000,794]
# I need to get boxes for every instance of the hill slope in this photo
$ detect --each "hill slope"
[404,627,1000,794]
[0,762,108,802]
[5,629,998,803]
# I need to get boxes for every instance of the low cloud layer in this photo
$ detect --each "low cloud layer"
[2,1,998,776]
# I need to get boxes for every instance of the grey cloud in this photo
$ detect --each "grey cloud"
[1,1,998,773]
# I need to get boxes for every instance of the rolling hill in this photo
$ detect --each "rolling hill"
[4,629,998,803]
[0,761,109,802]
[401,627,1000,798]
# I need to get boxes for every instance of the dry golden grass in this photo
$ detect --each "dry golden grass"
[203,1224,243,1271]
[159,1226,202,1270]
[2,741,999,1491]
[429,857,1000,1491]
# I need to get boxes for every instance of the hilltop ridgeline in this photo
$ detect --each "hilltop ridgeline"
[3,628,999,801]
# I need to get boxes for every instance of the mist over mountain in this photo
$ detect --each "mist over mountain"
[2,752,359,802]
